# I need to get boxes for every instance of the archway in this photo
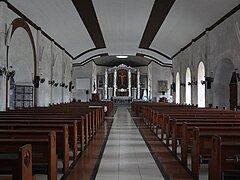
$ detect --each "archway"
[198,62,205,107]
[213,59,234,109]
[185,67,191,104]
[7,18,36,109]
[176,72,180,103]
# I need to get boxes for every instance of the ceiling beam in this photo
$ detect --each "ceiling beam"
[72,0,106,48]
[139,0,175,48]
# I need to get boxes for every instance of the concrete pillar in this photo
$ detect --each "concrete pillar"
[128,68,131,97]
[114,68,117,96]
[0,2,7,111]
[137,69,140,99]
[104,68,108,99]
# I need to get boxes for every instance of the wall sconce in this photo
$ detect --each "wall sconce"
[200,80,206,85]
[33,75,40,88]
[54,82,59,87]
[60,83,65,87]
[48,80,55,85]
[7,66,15,79]
[188,80,197,86]
[206,76,214,89]
[0,67,7,76]
[39,74,45,83]
[180,83,185,87]
[203,76,214,89]
[40,78,45,83]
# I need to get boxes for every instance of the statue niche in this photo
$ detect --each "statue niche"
[117,69,127,89]
[108,73,114,87]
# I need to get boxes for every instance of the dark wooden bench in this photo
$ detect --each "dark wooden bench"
[190,127,240,179]
[0,127,69,174]
[169,117,240,149]
[209,135,240,180]
[0,144,35,180]
[0,131,57,180]
[0,119,78,161]
[1,107,101,147]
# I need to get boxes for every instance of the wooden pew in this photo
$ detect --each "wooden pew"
[0,108,94,151]
[0,127,69,174]
[0,119,79,161]
[180,123,240,163]
[191,127,240,179]
[170,117,240,150]
[209,135,240,180]
[0,131,57,180]
[0,144,35,180]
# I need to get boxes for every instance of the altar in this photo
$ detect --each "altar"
[112,96,133,103]
[101,64,147,100]
[116,88,128,96]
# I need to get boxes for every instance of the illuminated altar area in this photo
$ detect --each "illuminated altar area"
[100,64,148,100]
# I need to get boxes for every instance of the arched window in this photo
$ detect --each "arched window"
[185,67,191,104]
[198,62,205,107]
[176,72,180,103]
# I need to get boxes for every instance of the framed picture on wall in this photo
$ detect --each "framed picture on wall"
[158,80,168,93]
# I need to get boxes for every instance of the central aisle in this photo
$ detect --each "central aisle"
[96,107,164,180]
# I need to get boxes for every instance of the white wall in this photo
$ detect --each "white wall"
[0,2,73,110]
[150,62,173,102]
[173,9,240,108]
[72,62,93,102]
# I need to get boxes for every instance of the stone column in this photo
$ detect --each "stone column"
[137,69,140,99]
[104,68,108,99]
[128,68,131,97]
[0,2,7,111]
[50,41,54,104]
[114,68,117,96]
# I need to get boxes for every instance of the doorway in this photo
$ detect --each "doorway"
[229,72,238,110]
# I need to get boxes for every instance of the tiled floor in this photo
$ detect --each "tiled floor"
[96,107,164,180]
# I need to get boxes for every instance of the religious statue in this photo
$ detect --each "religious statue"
[119,71,126,86]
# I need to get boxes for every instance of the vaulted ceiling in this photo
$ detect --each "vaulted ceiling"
[7,0,240,67]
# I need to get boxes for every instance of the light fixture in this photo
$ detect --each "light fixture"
[60,83,65,87]
[0,67,7,76]
[116,55,128,59]
[180,83,185,87]
[54,82,59,87]
[188,81,197,86]
[7,66,15,79]
[49,80,55,85]
[33,76,40,88]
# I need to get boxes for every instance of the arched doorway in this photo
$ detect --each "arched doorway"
[185,68,191,104]
[213,59,234,109]
[198,62,205,107]
[176,72,180,103]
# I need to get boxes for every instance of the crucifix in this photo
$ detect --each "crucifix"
[119,71,126,86]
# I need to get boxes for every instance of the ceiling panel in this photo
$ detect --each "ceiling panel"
[6,0,240,66]
[150,0,240,57]
[8,0,95,57]
[92,0,155,56]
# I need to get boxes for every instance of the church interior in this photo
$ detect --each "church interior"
[0,0,240,180]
